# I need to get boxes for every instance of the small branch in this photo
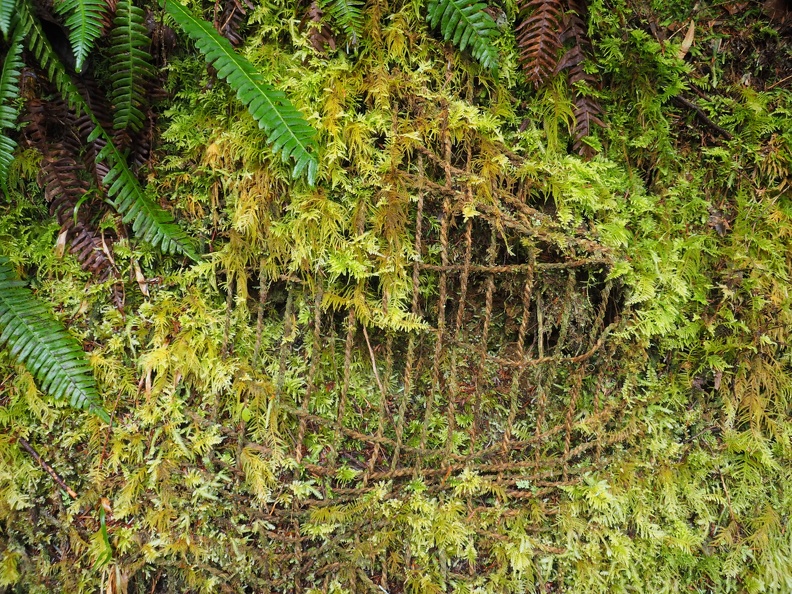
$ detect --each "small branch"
[98,394,121,471]
[17,437,78,499]
[361,325,386,398]
[673,96,733,140]
[767,74,792,90]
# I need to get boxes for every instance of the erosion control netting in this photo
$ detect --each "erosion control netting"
[225,110,637,590]
[275,189,624,486]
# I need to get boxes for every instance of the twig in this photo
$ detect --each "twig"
[98,394,121,471]
[672,96,733,140]
[361,325,385,398]
[17,437,78,499]
[767,74,792,91]
[149,569,163,594]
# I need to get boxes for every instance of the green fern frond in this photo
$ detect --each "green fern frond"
[0,19,26,189]
[0,0,15,37]
[94,134,200,259]
[22,1,84,111]
[426,0,499,73]
[0,256,109,422]
[54,0,107,73]
[20,0,200,261]
[109,0,155,133]
[162,0,319,185]
[319,0,363,43]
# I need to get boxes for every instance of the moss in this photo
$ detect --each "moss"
[1,0,792,592]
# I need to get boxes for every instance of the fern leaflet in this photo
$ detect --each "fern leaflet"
[109,0,155,133]
[54,0,107,73]
[426,0,499,73]
[0,19,26,190]
[0,256,110,421]
[162,0,319,185]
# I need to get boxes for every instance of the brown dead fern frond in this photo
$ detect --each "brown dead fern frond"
[516,0,564,88]
[215,0,254,46]
[24,100,117,282]
[556,0,604,157]
[301,0,337,53]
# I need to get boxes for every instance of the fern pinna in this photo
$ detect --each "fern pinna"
[163,0,319,185]
[214,0,253,46]
[24,98,119,281]
[557,0,603,156]
[516,0,562,87]
[0,257,109,421]
[426,0,499,72]
[0,0,14,37]
[301,1,337,53]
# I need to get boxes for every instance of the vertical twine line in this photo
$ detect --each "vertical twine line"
[330,309,356,469]
[470,228,498,454]
[419,105,452,466]
[296,280,323,463]
[454,218,473,332]
[563,368,585,479]
[222,272,235,358]
[533,271,576,465]
[533,290,545,467]
[555,271,577,353]
[501,257,535,453]
[392,154,424,471]
[252,259,269,367]
[593,368,605,464]
[292,515,303,594]
[590,281,613,464]
[556,270,581,475]
[330,196,366,471]
[366,333,393,481]
[379,552,389,591]
[275,287,295,400]
[591,282,612,346]
[444,155,474,461]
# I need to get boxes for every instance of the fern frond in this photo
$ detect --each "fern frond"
[0,19,26,189]
[557,0,604,157]
[215,0,252,46]
[319,0,363,44]
[95,136,200,258]
[24,100,118,280]
[54,0,107,73]
[0,256,109,421]
[516,0,563,88]
[426,0,499,73]
[0,0,15,37]
[162,0,319,184]
[22,2,85,111]
[109,0,155,133]
[20,0,200,260]
[301,1,336,53]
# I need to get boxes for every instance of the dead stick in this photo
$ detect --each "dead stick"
[673,96,733,140]
[17,437,78,499]
[767,74,792,91]
[98,394,121,471]
[361,325,385,398]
